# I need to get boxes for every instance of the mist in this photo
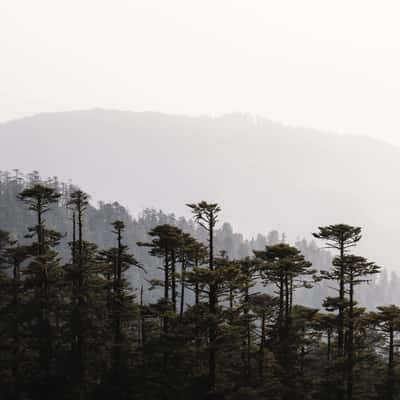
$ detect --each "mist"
[3,1,400,145]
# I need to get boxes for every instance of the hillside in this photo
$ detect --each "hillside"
[1,109,399,269]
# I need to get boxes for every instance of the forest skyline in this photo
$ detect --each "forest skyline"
[1,170,397,311]
[1,109,399,273]
[0,173,397,400]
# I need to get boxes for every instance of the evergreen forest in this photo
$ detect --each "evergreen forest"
[1,171,399,400]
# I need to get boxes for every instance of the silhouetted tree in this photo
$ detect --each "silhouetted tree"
[187,201,221,392]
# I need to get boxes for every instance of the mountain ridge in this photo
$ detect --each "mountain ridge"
[2,108,396,149]
[1,108,399,270]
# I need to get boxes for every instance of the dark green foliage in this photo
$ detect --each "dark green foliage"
[0,173,398,400]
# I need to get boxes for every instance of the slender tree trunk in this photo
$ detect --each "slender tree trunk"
[194,255,200,305]
[37,199,43,254]
[243,282,251,385]
[337,240,345,400]
[229,286,234,311]
[140,285,148,400]
[113,226,123,387]
[12,259,20,400]
[347,269,354,400]
[164,251,169,301]
[388,326,394,400]
[300,326,306,400]
[195,282,200,305]
[180,260,186,317]
[338,241,345,357]
[284,273,290,328]
[171,250,176,313]
[140,285,145,344]
[77,202,85,400]
[327,329,331,362]
[72,212,76,264]
[259,312,266,381]
[208,219,216,391]
[327,328,332,400]
[246,309,251,385]
[162,251,169,400]
[279,277,284,336]
[37,202,52,388]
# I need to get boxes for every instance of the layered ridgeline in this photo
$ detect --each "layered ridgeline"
[0,171,395,309]
[1,110,400,272]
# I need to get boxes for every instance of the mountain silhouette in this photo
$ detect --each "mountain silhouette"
[1,109,399,269]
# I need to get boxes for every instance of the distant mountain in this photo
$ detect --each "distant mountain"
[1,109,399,269]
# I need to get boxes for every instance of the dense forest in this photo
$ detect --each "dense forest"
[1,171,400,400]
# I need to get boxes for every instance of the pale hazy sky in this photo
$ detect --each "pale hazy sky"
[2,1,400,145]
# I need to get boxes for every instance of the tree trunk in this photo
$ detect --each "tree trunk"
[113,226,123,387]
[208,218,216,391]
[77,202,85,400]
[347,269,354,400]
[12,258,20,400]
[259,311,266,381]
[180,260,186,317]
[338,241,345,357]
[171,250,177,313]
[388,326,394,400]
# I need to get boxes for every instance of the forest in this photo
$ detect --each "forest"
[0,171,400,400]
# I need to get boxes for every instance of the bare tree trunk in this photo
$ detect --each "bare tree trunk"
[347,269,354,400]
[388,326,394,400]
[208,219,216,391]
[12,259,20,400]
[180,260,186,317]
[171,250,177,313]
[259,312,266,381]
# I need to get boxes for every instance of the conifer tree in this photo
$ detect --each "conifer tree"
[66,190,109,399]
[3,240,30,400]
[254,243,315,399]
[98,220,139,397]
[370,305,400,400]
[187,201,221,393]
[138,224,183,309]
[340,255,379,400]
[177,233,202,317]
[313,225,362,400]
[313,225,361,357]
[18,184,63,398]
[66,189,90,400]
[248,293,279,383]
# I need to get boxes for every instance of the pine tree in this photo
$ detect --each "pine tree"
[248,293,280,385]
[2,240,30,400]
[313,225,362,400]
[18,184,64,398]
[254,243,315,399]
[66,190,110,399]
[138,224,183,309]
[98,220,139,398]
[370,305,400,400]
[312,225,361,357]
[340,255,379,400]
[187,201,221,393]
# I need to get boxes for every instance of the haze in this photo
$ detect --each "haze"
[2,1,400,145]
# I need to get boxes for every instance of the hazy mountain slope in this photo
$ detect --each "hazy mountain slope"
[1,109,399,269]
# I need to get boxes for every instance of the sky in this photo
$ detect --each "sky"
[2,1,400,145]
